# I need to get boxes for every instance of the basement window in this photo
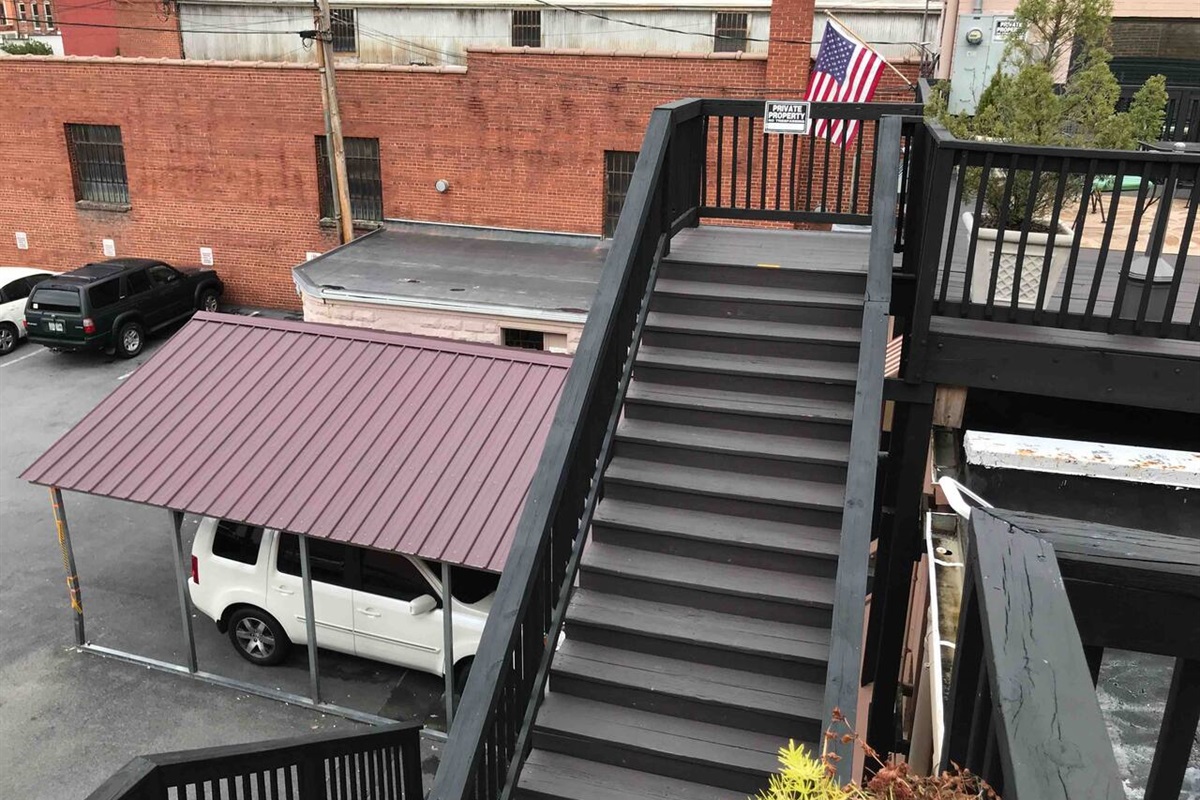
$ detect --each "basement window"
[714,12,748,52]
[511,9,541,48]
[603,151,638,238]
[315,136,383,223]
[502,328,545,350]
[64,124,129,206]
[330,8,357,53]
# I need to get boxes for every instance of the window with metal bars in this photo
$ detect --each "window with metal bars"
[315,136,383,223]
[502,328,545,350]
[511,9,541,48]
[603,151,637,238]
[713,11,748,53]
[64,124,129,205]
[330,8,356,53]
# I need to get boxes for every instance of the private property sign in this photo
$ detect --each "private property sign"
[764,100,811,134]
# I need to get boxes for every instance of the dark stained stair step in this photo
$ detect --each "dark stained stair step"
[651,278,865,326]
[643,312,861,361]
[659,258,867,295]
[550,638,824,740]
[566,588,830,680]
[603,456,845,527]
[624,382,853,441]
[635,345,857,399]
[614,417,849,483]
[580,540,835,625]
[529,693,791,795]
[517,749,750,800]
[590,498,840,576]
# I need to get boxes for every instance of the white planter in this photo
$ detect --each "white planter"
[962,211,1073,308]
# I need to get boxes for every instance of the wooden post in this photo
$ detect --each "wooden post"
[1144,658,1200,800]
[932,385,968,429]
[314,0,353,245]
[442,561,456,728]
[168,509,198,673]
[49,487,85,646]
[298,534,322,705]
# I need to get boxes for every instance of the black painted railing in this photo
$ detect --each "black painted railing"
[698,99,922,225]
[85,722,423,800]
[429,98,923,800]
[897,120,1200,380]
[943,512,1124,800]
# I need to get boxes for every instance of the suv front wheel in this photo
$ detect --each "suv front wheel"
[199,288,220,313]
[115,320,144,359]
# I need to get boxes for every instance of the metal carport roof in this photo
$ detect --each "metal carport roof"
[22,312,570,573]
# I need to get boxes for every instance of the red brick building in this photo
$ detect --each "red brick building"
[0,0,916,308]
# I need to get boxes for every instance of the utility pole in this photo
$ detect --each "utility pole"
[313,0,353,244]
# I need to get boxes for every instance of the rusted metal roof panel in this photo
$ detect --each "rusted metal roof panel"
[22,312,570,573]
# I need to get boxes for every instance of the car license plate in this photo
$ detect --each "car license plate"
[48,320,64,333]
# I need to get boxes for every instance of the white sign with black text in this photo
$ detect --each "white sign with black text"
[764,100,812,135]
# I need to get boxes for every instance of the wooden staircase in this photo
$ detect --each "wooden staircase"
[515,246,868,799]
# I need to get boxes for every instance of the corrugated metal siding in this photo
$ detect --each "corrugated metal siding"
[22,313,570,573]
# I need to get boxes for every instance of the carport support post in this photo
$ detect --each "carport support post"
[298,535,322,705]
[167,510,198,673]
[442,561,455,727]
[50,487,85,646]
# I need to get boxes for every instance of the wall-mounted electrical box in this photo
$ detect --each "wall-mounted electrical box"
[948,14,1020,114]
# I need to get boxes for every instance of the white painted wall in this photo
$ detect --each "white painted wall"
[180,1,934,65]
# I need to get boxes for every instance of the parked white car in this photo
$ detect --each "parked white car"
[0,267,56,354]
[188,518,497,687]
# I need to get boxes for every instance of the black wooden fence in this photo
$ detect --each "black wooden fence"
[1120,83,1200,143]
[428,98,921,800]
[85,722,423,800]
[943,513,1125,800]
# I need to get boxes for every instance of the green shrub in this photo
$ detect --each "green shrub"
[1,39,55,55]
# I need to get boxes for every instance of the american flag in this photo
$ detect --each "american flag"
[804,20,886,145]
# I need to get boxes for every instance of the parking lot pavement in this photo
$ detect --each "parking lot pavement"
[0,334,444,799]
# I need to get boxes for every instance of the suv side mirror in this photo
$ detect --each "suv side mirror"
[409,594,438,615]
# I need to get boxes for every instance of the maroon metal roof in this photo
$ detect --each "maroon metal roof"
[22,313,571,573]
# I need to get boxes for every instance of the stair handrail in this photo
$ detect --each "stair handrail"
[429,98,705,800]
[85,722,424,800]
[822,114,905,780]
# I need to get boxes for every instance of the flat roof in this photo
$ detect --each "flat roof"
[293,226,608,323]
[22,312,571,573]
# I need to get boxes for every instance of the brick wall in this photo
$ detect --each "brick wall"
[0,51,768,308]
[1110,18,1200,61]
[114,0,182,58]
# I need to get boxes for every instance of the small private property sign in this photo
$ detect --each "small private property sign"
[763,100,811,134]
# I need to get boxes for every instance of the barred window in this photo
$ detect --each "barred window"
[65,124,129,205]
[502,328,545,350]
[714,12,748,53]
[315,136,383,223]
[603,151,637,238]
[330,8,357,53]
[511,9,541,48]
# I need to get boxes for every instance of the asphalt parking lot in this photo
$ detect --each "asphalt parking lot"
[0,325,444,799]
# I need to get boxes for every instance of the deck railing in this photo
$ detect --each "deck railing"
[898,120,1200,379]
[697,100,921,226]
[84,722,423,800]
[429,99,922,800]
[943,513,1126,799]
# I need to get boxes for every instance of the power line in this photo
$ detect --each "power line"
[353,24,783,93]
[529,0,926,48]
[41,18,307,34]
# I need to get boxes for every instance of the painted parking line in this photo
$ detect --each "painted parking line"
[0,347,48,369]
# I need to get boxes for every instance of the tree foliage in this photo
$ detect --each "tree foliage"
[1,39,54,55]
[925,0,1168,224]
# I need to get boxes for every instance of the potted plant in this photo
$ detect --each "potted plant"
[929,0,1168,308]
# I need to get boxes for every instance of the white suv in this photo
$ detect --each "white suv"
[188,518,496,686]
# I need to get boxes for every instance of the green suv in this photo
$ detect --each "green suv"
[25,258,223,358]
